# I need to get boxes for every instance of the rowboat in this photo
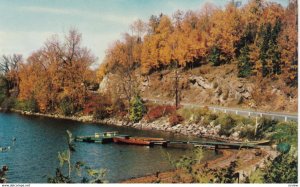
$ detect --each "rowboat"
[113,137,153,146]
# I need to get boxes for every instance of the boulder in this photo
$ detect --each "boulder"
[187,125,193,131]
[231,131,240,139]
[189,76,212,89]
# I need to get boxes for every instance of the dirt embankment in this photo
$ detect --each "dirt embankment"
[123,147,278,183]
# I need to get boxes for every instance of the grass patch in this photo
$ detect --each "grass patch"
[177,107,210,123]
[215,114,237,137]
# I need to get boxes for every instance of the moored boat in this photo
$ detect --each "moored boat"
[113,137,153,146]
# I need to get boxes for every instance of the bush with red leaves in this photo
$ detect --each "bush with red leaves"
[168,114,184,126]
[144,105,176,122]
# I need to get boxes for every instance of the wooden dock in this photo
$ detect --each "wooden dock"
[74,131,259,150]
[189,141,257,149]
[156,140,257,150]
[75,132,130,144]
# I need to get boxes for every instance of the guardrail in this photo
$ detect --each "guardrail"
[145,98,298,122]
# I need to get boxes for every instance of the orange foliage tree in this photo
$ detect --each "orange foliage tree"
[18,29,96,113]
[99,0,297,86]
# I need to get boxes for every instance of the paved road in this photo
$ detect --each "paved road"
[144,98,298,122]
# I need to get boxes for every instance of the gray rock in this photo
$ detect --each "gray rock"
[215,125,221,130]
[242,92,251,99]
[187,125,193,131]
[231,131,240,138]
[189,76,212,89]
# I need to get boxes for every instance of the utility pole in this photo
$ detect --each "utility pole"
[171,42,180,109]
[175,60,179,109]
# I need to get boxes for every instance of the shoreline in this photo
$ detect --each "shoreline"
[6,109,245,143]
[1,108,278,183]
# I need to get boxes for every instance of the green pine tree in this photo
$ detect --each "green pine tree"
[208,46,224,66]
[129,95,146,123]
[238,45,252,77]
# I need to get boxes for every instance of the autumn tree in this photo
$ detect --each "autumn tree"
[208,3,243,64]
[18,29,96,114]
[278,0,298,86]
[98,0,297,91]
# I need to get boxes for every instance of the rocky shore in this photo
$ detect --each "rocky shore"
[9,109,244,142]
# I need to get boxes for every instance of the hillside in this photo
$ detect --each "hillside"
[97,0,298,113]
[99,63,297,113]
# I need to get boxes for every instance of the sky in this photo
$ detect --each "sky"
[0,0,289,69]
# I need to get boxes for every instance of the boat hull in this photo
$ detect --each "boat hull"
[113,137,153,146]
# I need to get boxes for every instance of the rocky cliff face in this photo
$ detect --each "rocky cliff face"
[99,64,297,113]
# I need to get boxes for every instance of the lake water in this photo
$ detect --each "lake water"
[0,112,219,183]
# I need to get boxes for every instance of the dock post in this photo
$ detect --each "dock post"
[214,145,218,154]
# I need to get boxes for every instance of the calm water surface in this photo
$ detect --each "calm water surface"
[0,112,219,183]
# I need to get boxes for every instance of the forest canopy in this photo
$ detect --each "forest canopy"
[98,0,298,86]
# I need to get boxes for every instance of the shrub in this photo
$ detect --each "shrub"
[208,46,226,66]
[1,97,16,111]
[239,125,255,140]
[215,114,236,137]
[177,107,210,123]
[83,102,97,115]
[59,97,75,116]
[145,105,176,122]
[111,98,126,113]
[129,95,146,123]
[255,117,277,139]
[0,77,7,105]
[83,95,100,115]
[94,104,112,120]
[169,114,184,126]
[15,98,38,112]
[271,121,297,148]
[0,92,5,105]
[208,113,218,121]
[263,153,298,183]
